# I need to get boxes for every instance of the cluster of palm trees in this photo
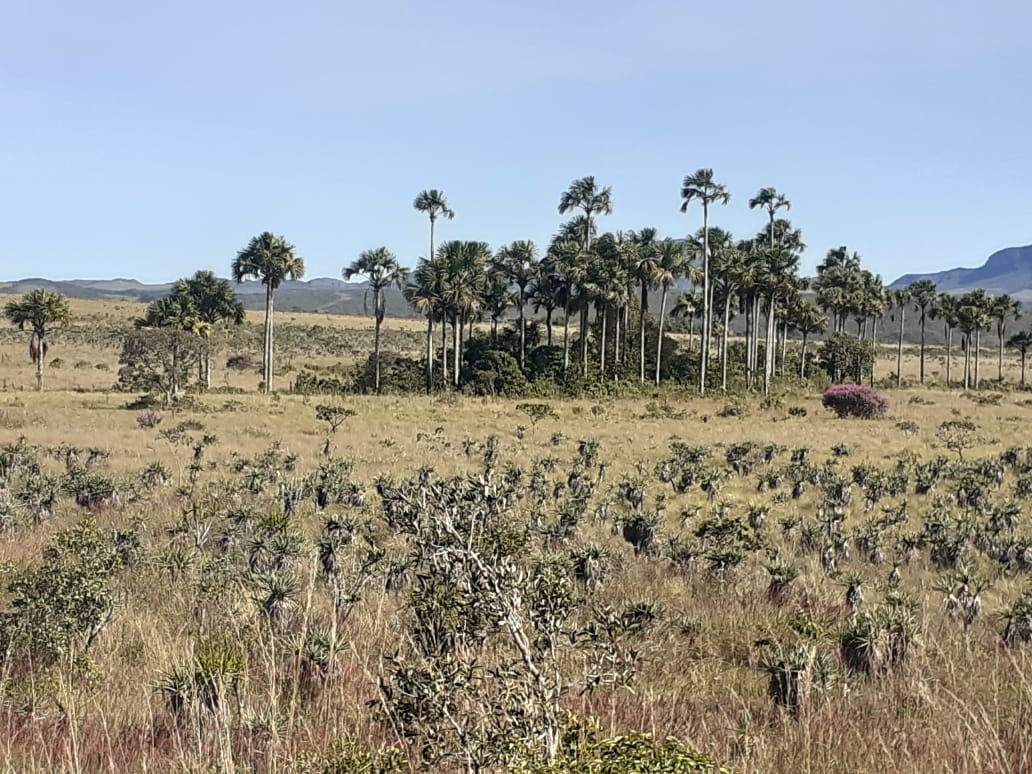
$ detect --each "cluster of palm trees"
[5,173,1032,397]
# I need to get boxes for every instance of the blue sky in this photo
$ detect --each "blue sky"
[2,0,1029,284]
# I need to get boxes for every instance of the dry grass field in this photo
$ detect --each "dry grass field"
[1,297,1032,772]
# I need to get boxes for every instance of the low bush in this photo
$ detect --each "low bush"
[821,384,890,419]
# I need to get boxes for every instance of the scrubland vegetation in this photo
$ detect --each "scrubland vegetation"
[2,296,1032,773]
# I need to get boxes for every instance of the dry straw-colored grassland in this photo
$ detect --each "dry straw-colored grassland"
[1,297,1032,773]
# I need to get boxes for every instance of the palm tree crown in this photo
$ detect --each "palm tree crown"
[4,289,72,390]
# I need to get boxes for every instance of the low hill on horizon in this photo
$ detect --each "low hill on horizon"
[891,244,1032,299]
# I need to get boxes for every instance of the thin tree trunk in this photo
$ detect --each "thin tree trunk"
[919,314,927,384]
[945,328,952,388]
[374,310,382,393]
[599,303,607,378]
[639,283,648,383]
[688,316,694,352]
[870,316,878,387]
[763,298,775,397]
[896,306,905,387]
[35,332,44,391]
[263,284,274,393]
[441,317,448,388]
[454,313,461,387]
[562,301,571,374]
[721,293,731,391]
[1022,351,1027,387]
[780,319,788,376]
[613,309,620,380]
[700,206,709,395]
[425,316,434,394]
[546,308,553,347]
[974,328,981,389]
[998,327,1005,382]
[519,290,526,370]
[581,303,589,379]
[655,286,669,386]
[800,333,808,379]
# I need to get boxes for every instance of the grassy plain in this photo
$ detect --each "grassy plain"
[0,297,1031,772]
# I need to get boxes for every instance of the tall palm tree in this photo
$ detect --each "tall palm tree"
[438,239,491,386]
[749,188,791,251]
[931,293,961,388]
[404,257,446,393]
[891,288,912,387]
[530,264,562,347]
[758,248,801,396]
[231,232,304,394]
[413,189,455,266]
[653,239,685,386]
[495,240,539,369]
[344,247,408,393]
[3,289,72,391]
[172,270,245,386]
[990,294,1022,382]
[1007,331,1032,387]
[788,299,826,379]
[908,279,938,384]
[558,177,613,376]
[543,237,581,375]
[681,168,730,394]
[627,227,660,383]
[704,228,740,391]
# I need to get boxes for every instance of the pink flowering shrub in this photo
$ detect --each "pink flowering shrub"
[821,385,889,419]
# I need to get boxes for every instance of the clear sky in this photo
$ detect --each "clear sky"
[2,0,1029,284]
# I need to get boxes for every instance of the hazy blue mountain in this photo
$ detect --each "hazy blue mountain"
[891,244,1032,299]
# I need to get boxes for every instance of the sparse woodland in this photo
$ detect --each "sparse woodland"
[1,178,1032,772]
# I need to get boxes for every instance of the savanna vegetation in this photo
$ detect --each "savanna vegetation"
[1,176,1032,772]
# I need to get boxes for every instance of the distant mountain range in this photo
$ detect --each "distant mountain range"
[0,276,413,317]
[891,244,1032,299]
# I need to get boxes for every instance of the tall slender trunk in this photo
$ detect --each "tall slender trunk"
[896,306,905,387]
[562,301,571,374]
[454,313,461,387]
[974,328,981,389]
[581,303,589,379]
[700,206,710,394]
[425,316,434,394]
[639,283,648,383]
[263,284,274,394]
[780,319,788,376]
[919,314,927,384]
[441,317,449,388]
[613,309,621,379]
[870,316,878,387]
[998,327,1005,382]
[546,308,553,347]
[945,327,952,388]
[800,333,808,379]
[599,303,607,378]
[518,290,526,370]
[655,285,669,386]
[373,311,382,393]
[688,315,695,351]
[429,215,436,262]
[963,333,971,390]
[744,297,753,385]
[35,332,45,391]
[720,293,731,391]
[763,296,775,396]
[1022,351,1027,387]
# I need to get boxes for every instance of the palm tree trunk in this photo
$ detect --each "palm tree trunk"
[800,333,808,379]
[998,327,1005,382]
[945,328,952,388]
[655,286,669,386]
[870,317,878,387]
[425,316,434,394]
[720,293,731,391]
[613,309,621,379]
[763,298,775,396]
[1022,350,1027,387]
[974,329,981,389]
[519,291,526,370]
[546,308,553,347]
[963,334,970,390]
[441,317,448,388]
[429,215,436,263]
[599,303,607,378]
[35,332,45,391]
[562,301,571,374]
[639,283,648,384]
[919,313,927,384]
[688,315,695,352]
[454,313,461,387]
[581,303,589,379]
[700,205,709,395]
[374,311,382,394]
[263,284,274,394]
[780,319,788,376]
[896,307,905,387]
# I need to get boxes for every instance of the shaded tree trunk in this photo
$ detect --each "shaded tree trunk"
[800,332,809,379]
[720,293,731,391]
[655,286,669,386]
[700,206,710,395]
[562,301,571,375]
[896,306,905,387]
[919,313,927,384]
[263,284,274,393]
[425,316,434,394]
[639,283,648,383]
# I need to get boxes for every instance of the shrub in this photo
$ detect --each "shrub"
[226,353,256,371]
[821,385,889,419]
[136,410,164,429]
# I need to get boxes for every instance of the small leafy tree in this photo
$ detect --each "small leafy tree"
[118,328,203,407]
[818,334,875,383]
[315,405,357,434]
[937,419,978,461]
